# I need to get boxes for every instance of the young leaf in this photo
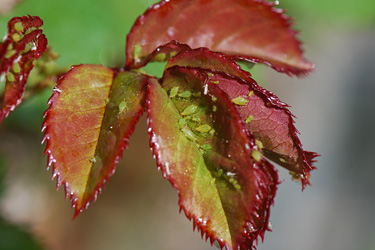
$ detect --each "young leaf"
[166,48,318,188]
[42,65,148,216]
[126,0,313,76]
[0,16,47,124]
[147,66,279,250]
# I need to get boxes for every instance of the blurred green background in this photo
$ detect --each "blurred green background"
[0,0,374,250]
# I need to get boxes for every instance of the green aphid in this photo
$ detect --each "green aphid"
[251,150,262,162]
[14,22,24,33]
[255,139,263,150]
[153,52,166,61]
[181,105,198,116]
[195,124,211,133]
[7,72,15,82]
[178,91,192,98]
[231,96,248,106]
[133,44,142,62]
[200,144,212,151]
[234,183,241,190]
[178,118,186,127]
[192,92,201,97]
[279,158,287,163]
[12,63,21,74]
[23,42,34,54]
[210,80,219,84]
[12,33,22,42]
[182,127,197,141]
[25,27,37,35]
[5,49,16,59]
[248,90,254,97]
[213,105,217,112]
[207,73,214,77]
[217,169,224,177]
[245,115,254,124]
[191,117,201,122]
[211,96,217,102]
[119,101,127,113]
[170,51,177,57]
[169,86,179,98]
[209,129,215,135]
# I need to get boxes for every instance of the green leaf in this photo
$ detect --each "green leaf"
[147,67,278,250]
[42,65,148,216]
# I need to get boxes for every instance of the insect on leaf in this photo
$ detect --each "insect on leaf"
[147,66,279,250]
[42,65,149,216]
[0,15,47,124]
[126,0,313,76]
[166,48,318,188]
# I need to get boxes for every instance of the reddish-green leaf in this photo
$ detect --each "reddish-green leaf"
[147,66,278,249]
[126,0,313,76]
[166,48,318,188]
[42,65,148,216]
[0,16,47,124]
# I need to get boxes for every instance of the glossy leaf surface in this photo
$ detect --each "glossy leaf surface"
[147,67,278,249]
[43,65,148,216]
[0,16,47,124]
[166,48,318,187]
[126,0,313,76]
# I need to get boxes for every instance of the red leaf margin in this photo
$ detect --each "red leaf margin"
[125,0,314,77]
[147,68,280,249]
[42,65,149,217]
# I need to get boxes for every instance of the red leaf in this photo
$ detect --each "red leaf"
[42,65,148,216]
[166,48,318,188]
[126,0,313,76]
[0,15,47,124]
[147,66,278,249]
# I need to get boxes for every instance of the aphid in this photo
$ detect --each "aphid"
[22,42,34,54]
[119,101,127,113]
[178,118,186,127]
[212,105,217,112]
[211,96,217,102]
[5,49,16,59]
[25,27,37,35]
[217,169,224,177]
[169,86,179,98]
[191,117,200,122]
[210,80,219,84]
[14,22,24,33]
[153,52,166,61]
[279,158,287,163]
[12,63,21,74]
[248,90,254,97]
[251,150,262,162]
[207,73,214,77]
[178,91,192,98]
[133,44,142,62]
[195,124,211,133]
[255,139,263,150]
[231,96,248,106]
[209,129,215,135]
[12,33,22,42]
[245,115,253,123]
[182,127,197,141]
[181,104,198,116]
[7,72,15,82]
[192,92,201,97]
[200,144,212,150]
